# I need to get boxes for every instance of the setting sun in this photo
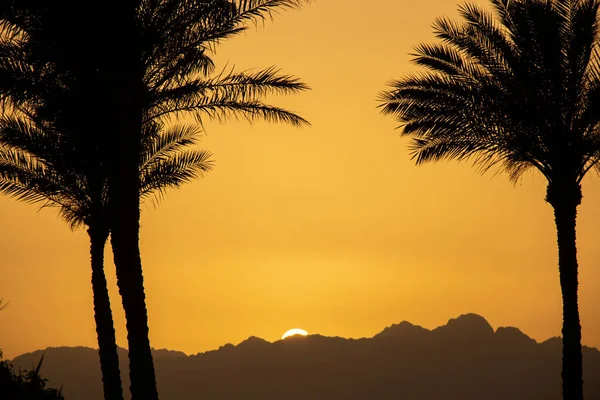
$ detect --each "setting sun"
[281,328,309,340]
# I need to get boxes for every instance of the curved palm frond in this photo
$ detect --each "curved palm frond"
[140,123,200,170]
[0,145,91,229]
[0,41,38,109]
[140,148,214,205]
[0,116,55,159]
[153,66,309,99]
[153,98,308,126]
[148,66,309,126]
[230,0,311,22]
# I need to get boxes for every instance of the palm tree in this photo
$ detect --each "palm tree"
[0,114,213,400]
[1,1,310,398]
[378,1,600,398]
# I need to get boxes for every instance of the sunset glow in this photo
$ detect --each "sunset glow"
[281,328,309,340]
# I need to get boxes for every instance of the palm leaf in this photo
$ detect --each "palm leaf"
[140,148,214,204]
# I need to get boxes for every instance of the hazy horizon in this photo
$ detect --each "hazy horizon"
[8,312,599,359]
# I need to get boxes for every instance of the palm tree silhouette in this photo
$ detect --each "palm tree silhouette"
[1,1,310,398]
[379,1,600,398]
[0,115,212,400]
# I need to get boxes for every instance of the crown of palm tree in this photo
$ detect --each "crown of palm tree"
[0,0,312,134]
[379,0,600,187]
[0,0,313,229]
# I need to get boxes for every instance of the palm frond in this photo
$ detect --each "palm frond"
[228,0,313,27]
[194,66,310,98]
[0,118,92,229]
[153,97,308,127]
[140,148,214,204]
[0,147,61,204]
[140,123,201,170]
[0,116,56,160]
[148,66,309,126]
[411,43,472,76]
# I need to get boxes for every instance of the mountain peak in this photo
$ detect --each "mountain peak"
[237,336,270,349]
[433,313,494,339]
[450,313,493,331]
[151,348,187,360]
[494,326,537,346]
[373,320,430,340]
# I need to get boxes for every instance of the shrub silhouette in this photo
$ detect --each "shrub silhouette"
[0,350,64,400]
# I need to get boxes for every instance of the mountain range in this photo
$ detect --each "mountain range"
[9,313,600,399]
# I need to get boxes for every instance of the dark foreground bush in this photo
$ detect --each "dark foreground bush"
[0,350,64,399]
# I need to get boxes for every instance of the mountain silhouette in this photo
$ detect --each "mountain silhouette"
[9,314,600,399]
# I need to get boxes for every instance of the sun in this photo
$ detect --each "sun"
[281,328,309,339]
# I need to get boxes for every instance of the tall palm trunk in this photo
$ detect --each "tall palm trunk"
[110,187,158,400]
[109,95,160,399]
[106,3,159,399]
[111,114,159,393]
[548,182,584,400]
[88,226,124,400]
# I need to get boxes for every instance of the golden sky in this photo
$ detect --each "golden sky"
[1,0,600,359]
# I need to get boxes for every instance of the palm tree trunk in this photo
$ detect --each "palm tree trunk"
[109,112,159,399]
[549,183,584,400]
[110,194,158,400]
[88,226,124,400]
[108,64,160,400]
[106,3,159,399]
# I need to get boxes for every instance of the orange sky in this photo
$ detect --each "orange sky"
[1,0,599,360]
